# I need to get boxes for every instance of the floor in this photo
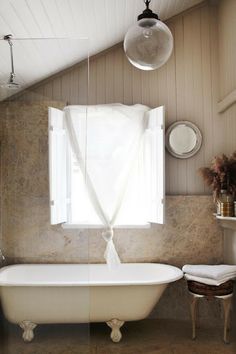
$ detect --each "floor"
[0,318,235,354]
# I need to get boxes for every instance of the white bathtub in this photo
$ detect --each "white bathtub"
[0,263,182,343]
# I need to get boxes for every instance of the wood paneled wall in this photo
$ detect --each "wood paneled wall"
[216,0,236,157]
[12,1,236,195]
[218,0,236,99]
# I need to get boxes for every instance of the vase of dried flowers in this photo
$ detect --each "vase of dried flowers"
[199,152,236,216]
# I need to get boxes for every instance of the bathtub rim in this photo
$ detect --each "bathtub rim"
[0,263,183,287]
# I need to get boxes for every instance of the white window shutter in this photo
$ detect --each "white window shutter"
[146,106,165,224]
[48,107,68,225]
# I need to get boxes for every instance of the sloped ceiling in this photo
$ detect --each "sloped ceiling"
[0,0,204,100]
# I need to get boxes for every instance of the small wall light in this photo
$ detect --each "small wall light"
[1,34,21,90]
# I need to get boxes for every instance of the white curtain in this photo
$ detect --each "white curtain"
[64,104,149,268]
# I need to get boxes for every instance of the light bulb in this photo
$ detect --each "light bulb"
[143,28,153,39]
[124,17,173,71]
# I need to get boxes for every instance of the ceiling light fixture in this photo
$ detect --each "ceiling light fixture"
[124,0,173,71]
[1,34,21,90]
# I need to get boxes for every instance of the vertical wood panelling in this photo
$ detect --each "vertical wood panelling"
[43,82,53,100]
[218,0,236,99]
[217,0,236,162]
[52,77,62,102]
[141,71,151,107]
[122,55,134,104]
[210,4,225,158]
[13,2,234,195]
[174,17,187,194]
[191,9,205,193]
[96,56,106,104]
[61,74,71,104]
[113,48,124,103]
[184,12,195,194]
[88,60,97,105]
[105,51,114,104]
[201,5,214,194]
[78,63,88,105]
[165,22,178,194]
[148,69,158,108]
[132,66,142,105]
[69,69,79,105]
[123,54,133,105]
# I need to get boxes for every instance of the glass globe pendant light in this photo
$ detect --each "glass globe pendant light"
[124,0,173,71]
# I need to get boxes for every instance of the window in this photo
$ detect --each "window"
[48,104,165,228]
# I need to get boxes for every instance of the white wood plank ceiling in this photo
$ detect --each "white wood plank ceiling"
[0,0,204,100]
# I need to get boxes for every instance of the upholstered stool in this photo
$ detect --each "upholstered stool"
[187,280,234,343]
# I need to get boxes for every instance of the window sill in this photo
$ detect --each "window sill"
[62,223,151,229]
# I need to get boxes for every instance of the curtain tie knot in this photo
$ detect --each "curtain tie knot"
[102,228,114,242]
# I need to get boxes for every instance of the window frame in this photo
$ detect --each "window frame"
[49,105,165,229]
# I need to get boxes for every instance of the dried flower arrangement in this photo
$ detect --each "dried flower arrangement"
[199,151,236,201]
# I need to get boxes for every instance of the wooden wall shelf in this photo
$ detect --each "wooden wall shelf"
[218,89,236,113]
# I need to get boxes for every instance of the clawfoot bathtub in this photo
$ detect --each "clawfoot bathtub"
[0,263,182,342]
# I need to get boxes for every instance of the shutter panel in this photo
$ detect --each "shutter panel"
[146,106,165,224]
[48,107,68,225]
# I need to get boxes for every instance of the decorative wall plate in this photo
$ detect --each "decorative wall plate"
[165,121,202,159]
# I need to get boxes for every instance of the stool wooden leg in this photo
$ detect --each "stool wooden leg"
[223,297,232,344]
[190,294,198,340]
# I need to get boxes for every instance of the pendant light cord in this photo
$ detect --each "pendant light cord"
[144,0,151,9]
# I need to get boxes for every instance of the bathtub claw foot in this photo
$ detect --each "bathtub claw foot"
[19,321,37,342]
[106,319,124,343]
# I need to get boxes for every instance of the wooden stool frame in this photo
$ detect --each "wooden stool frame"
[189,291,233,344]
